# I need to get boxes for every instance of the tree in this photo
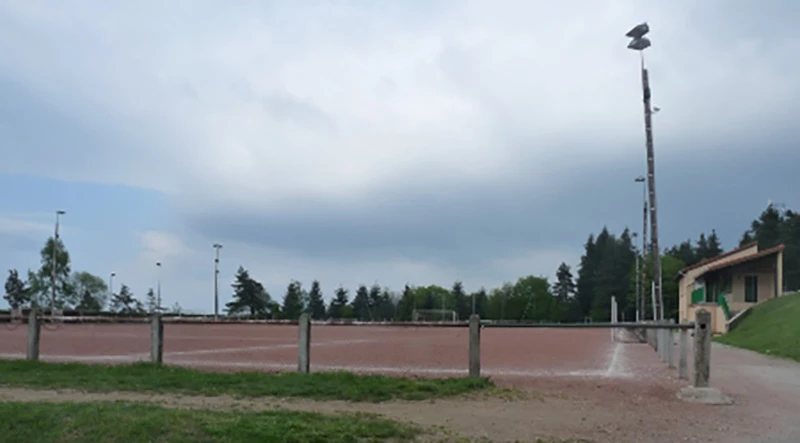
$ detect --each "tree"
[281,280,303,320]
[145,288,157,313]
[327,286,350,319]
[452,281,467,320]
[552,262,579,322]
[307,280,326,319]
[226,266,271,316]
[109,284,144,314]
[75,288,102,312]
[3,269,30,309]
[397,284,415,321]
[706,230,723,258]
[468,288,489,319]
[69,271,108,312]
[351,285,371,321]
[30,237,74,308]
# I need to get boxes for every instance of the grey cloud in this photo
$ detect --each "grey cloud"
[261,93,334,130]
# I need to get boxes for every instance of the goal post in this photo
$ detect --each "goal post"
[412,309,457,322]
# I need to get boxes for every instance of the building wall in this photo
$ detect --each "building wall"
[687,304,727,335]
[678,243,759,322]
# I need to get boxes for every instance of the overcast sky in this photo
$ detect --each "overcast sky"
[1,1,798,313]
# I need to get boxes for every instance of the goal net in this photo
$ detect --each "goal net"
[412,309,457,322]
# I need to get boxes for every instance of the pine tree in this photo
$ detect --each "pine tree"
[225,266,270,316]
[3,269,30,309]
[706,229,723,258]
[76,288,102,312]
[451,281,467,320]
[368,284,382,314]
[552,262,576,301]
[351,285,371,321]
[327,286,349,319]
[109,284,144,314]
[145,288,157,313]
[307,280,326,319]
[281,280,304,320]
[397,284,415,321]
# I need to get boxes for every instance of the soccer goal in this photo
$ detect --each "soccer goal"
[412,309,457,322]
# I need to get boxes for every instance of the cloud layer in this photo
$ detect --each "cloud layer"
[1,1,799,310]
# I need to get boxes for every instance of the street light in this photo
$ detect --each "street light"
[213,243,223,320]
[109,272,116,297]
[626,22,664,321]
[156,261,162,312]
[51,210,66,315]
[634,175,647,321]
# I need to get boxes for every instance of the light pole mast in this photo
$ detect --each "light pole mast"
[627,22,663,320]
[213,243,222,320]
[635,175,647,320]
[51,210,65,315]
[156,262,162,311]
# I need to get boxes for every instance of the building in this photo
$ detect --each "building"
[677,242,785,335]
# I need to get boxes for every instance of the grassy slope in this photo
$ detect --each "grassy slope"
[0,402,419,443]
[0,360,492,402]
[715,292,800,362]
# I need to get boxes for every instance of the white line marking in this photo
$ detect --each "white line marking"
[604,343,626,377]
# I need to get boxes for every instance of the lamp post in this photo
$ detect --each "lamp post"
[156,261,162,312]
[635,175,647,320]
[632,232,640,322]
[109,272,116,298]
[213,243,222,320]
[51,210,65,315]
[627,22,663,320]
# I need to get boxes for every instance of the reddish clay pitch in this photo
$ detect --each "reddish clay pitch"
[0,321,674,387]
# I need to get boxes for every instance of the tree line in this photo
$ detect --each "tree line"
[4,204,798,321]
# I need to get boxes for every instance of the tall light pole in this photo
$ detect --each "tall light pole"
[156,261,162,311]
[635,175,647,321]
[627,22,663,320]
[51,210,65,315]
[632,232,640,322]
[109,272,116,298]
[213,243,222,320]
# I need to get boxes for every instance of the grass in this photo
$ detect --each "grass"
[715,292,800,362]
[0,401,419,442]
[0,360,493,402]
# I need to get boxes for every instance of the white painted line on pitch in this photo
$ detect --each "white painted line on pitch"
[604,343,628,378]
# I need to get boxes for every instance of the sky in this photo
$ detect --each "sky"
[1,1,799,313]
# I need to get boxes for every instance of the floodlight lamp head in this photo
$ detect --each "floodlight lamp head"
[56,210,66,215]
[635,176,646,182]
[625,22,649,39]
[627,37,651,51]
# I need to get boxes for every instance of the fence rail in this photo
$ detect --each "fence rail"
[8,308,714,391]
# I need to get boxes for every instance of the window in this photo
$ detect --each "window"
[721,275,732,294]
[745,276,758,303]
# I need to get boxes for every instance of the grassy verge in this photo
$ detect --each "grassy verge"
[715,292,800,362]
[0,401,419,443]
[0,360,493,402]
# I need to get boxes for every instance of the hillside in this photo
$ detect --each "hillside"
[716,293,800,362]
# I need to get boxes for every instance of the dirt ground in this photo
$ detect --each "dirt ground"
[0,374,776,443]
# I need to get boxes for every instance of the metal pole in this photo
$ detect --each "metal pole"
[634,252,640,322]
[51,210,64,314]
[641,181,648,320]
[640,56,663,320]
[213,244,222,320]
[472,291,476,316]
[156,262,162,311]
[109,272,115,299]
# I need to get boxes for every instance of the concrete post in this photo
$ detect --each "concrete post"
[666,319,675,368]
[27,309,40,361]
[298,313,311,374]
[693,309,711,388]
[150,314,164,364]
[679,319,689,380]
[469,314,481,378]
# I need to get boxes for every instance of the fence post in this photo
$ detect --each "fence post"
[298,313,311,374]
[667,319,675,369]
[27,308,40,361]
[469,314,481,378]
[679,319,689,380]
[150,314,164,364]
[693,309,711,388]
